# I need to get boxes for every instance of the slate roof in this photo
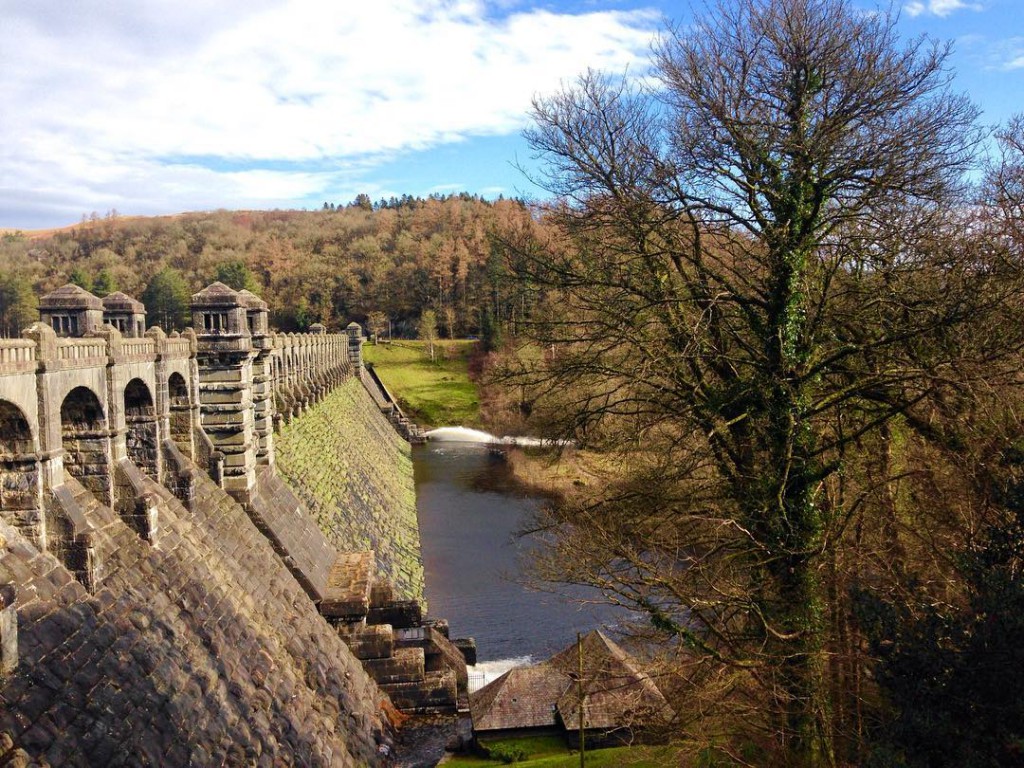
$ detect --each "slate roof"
[550,631,673,731]
[101,291,145,313]
[39,283,103,310]
[470,662,570,731]
[470,630,673,735]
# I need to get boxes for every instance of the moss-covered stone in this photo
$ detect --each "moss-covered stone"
[275,377,424,601]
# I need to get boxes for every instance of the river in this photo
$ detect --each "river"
[413,440,621,687]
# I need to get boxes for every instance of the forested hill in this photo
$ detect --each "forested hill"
[0,193,536,337]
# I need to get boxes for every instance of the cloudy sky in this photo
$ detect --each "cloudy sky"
[1,0,1021,229]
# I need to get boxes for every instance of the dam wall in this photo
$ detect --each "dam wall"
[0,282,459,766]
[275,376,423,601]
[0,464,384,766]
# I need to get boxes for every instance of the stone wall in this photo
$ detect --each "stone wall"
[0,468,386,766]
[274,376,424,602]
[0,283,433,765]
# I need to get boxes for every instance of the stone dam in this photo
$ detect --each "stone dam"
[0,283,472,766]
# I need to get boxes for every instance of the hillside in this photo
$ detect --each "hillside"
[0,195,540,339]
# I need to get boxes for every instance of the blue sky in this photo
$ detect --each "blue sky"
[1,0,1021,230]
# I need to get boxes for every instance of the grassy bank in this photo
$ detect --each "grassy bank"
[444,734,678,767]
[362,340,480,428]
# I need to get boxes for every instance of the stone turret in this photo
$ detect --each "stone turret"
[191,282,249,340]
[101,292,147,338]
[238,289,275,469]
[39,284,104,337]
[238,289,269,338]
[191,283,257,503]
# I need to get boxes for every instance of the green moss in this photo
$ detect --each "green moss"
[275,377,424,601]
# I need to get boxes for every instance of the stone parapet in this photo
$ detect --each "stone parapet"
[0,340,36,374]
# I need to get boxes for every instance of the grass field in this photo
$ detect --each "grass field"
[443,734,678,767]
[361,339,480,429]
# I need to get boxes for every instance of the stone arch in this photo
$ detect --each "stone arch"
[60,386,111,505]
[124,378,158,478]
[0,399,33,456]
[0,399,42,542]
[168,372,192,457]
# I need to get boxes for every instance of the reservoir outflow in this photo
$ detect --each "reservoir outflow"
[413,441,620,669]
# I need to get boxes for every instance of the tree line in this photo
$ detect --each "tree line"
[0,194,535,339]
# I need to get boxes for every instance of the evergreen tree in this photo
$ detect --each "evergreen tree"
[68,267,91,292]
[141,267,190,330]
[92,269,116,296]
[0,272,38,337]
[213,260,259,293]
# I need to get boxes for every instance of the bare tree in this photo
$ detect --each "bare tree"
[366,311,388,344]
[503,0,1020,762]
[418,309,439,362]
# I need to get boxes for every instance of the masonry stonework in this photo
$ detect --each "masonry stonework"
[0,282,466,766]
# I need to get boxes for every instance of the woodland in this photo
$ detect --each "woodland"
[0,192,533,341]
[2,0,1024,765]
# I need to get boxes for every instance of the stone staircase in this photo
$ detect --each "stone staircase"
[329,554,469,716]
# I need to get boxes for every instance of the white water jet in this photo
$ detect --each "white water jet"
[423,426,573,448]
[423,426,500,443]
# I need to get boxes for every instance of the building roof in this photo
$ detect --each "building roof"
[470,630,673,734]
[191,281,241,307]
[101,291,145,313]
[471,662,571,731]
[550,631,673,731]
[236,289,268,311]
[39,283,103,311]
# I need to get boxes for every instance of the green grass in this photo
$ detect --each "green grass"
[443,736,679,767]
[362,339,479,428]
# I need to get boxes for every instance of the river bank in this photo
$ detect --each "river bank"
[363,338,613,503]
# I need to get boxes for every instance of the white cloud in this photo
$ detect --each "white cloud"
[0,0,659,226]
[992,37,1024,70]
[904,0,983,17]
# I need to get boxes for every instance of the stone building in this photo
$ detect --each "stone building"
[470,630,674,747]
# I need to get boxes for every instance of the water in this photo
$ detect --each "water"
[414,440,620,685]
[423,426,572,448]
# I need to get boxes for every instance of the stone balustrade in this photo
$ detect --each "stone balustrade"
[0,341,35,373]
